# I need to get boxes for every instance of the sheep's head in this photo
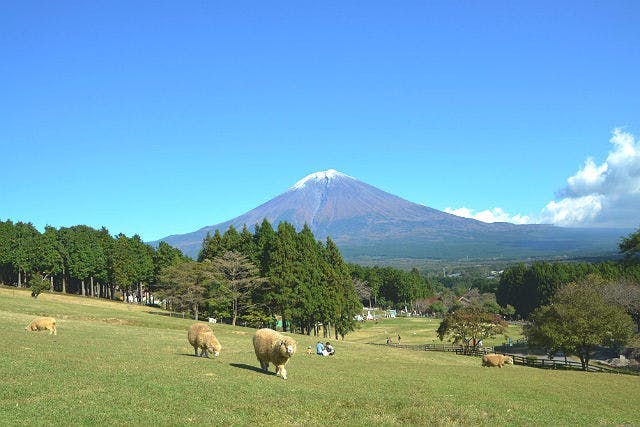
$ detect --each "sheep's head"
[504,356,513,365]
[278,337,297,358]
[207,338,221,357]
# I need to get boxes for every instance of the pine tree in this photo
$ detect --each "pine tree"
[265,222,298,332]
[198,230,224,261]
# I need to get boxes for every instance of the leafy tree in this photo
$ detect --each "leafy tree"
[159,260,218,320]
[211,251,266,326]
[500,304,516,320]
[429,301,447,316]
[437,306,508,353]
[524,275,635,370]
[353,278,372,307]
[619,226,640,262]
[599,278,640,331]
[29,274,51,298]
[525,305,567,360]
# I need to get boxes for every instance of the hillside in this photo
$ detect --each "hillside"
[153,170,627,260]
[3,287,639,425]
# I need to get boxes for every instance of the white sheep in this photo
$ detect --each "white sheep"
[25,317,57,335]
[252,328,297,380]
[188,323,221,358]
[482,353,514,368]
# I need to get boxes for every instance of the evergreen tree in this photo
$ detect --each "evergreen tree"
[11,222,40,287]
[222,225,241,252]
[265,222,298,332]
[325,237,360,339]
[293,225,323,334]
[238,225,257,261]
[0,220,15,284]
[33,226,64,292]
[253,219,276,276]
[198,230,224,261]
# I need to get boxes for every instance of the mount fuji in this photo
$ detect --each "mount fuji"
[153,169,626,260]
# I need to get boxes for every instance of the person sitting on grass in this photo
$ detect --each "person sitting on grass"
[316,341,328,356]
[325,342,335,356]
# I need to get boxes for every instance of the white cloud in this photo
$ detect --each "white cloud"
[539,195,604,226]
[540,128,640,227]
[444,207,531,224]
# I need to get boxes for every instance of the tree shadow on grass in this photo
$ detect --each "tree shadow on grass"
[230,363,275,376]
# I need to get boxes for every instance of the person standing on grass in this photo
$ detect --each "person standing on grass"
[397,334,401,345]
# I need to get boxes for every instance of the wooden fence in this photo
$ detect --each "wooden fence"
[391,343,637,375]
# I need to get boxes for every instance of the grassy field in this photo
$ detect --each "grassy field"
[347,315,524,348]
[1,287,639,426]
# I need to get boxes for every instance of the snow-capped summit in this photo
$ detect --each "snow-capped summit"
[292,169,353,190]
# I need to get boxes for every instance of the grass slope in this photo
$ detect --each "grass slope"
[1,287,639,426]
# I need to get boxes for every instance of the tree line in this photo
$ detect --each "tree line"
[496,260,640,325]
[347,264,433,310]
[0,220,186,300]
[0,218,366,338]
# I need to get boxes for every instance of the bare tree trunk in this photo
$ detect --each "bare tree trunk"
[17,270,21,287]
[81,279,85,296]
[232,298,238,326]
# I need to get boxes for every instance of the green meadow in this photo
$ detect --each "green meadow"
[1,287,639,426]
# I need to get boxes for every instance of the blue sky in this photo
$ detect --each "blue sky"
[1,1,639,241]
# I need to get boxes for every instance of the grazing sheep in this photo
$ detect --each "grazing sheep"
[25,317,57,335]
[252,328,297,380]
[482,353,514,368]
[188,323,221,358]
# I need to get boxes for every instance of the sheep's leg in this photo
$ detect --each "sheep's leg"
[202,349,209,358]
[278,365,287,380]
[194,347,199,357]
[261,361,269,371]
